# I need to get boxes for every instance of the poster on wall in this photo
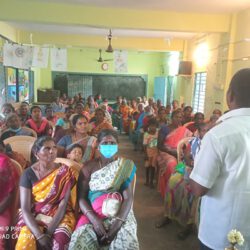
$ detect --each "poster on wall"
[114,50,128,73]
[50,48,67,71]
[7,68,16,85]
[6,68,17,103]
[32,47,49,68]
[18,70,29,102]
[3,43,33,69]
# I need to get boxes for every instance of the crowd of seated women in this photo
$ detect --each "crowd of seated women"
[0,93,142,249]
[0,93,223,249]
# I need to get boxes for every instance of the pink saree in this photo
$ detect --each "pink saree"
[0,154,19,250]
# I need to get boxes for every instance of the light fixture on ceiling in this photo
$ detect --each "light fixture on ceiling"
[106,29,113,53]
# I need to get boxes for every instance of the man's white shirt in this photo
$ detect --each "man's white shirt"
[190,108,250,250]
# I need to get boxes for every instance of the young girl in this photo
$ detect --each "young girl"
[143,118,158,188]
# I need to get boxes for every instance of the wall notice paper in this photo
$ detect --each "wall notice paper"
[3,43,33,69]
[32,47,49,68]
[114,50,128,73]
[50,48,67,71]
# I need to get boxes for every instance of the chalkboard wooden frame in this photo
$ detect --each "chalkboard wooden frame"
[52,71,148,101]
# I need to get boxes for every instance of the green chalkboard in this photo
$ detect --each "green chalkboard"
[53,72,147,100]
[92,75,146,100]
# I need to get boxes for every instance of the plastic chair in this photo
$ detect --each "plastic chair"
[10,158,23,175]
[21,127,37,138]
[11,102,21,111]
[176,137,194,162]
[4,136,36,162]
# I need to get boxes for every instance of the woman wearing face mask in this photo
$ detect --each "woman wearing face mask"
[57,114,96,162]
[69,129,139,250]
[0,113,34,141]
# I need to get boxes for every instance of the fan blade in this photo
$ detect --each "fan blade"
[103,59,113,62]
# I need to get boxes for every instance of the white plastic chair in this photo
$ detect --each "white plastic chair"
[4,136,36,162]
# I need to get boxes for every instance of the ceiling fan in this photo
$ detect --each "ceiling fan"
[97,49,113,62]
[106,29,113,53]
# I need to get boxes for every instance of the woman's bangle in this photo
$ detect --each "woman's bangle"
[115,217,126,223]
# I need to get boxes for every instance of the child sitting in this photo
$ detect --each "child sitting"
[143,118,158,188]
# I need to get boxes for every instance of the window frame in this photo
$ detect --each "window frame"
[192,72,207,113]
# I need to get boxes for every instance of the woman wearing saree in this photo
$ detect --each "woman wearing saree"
[0,141,20,250]
[157,107,170,128]
[157,122,210,238]
[18,101,31,126]
[45,106,58,127]
[69,129,139,250]
[15,136,77,250]
[58,114,96,162]
[90,108,113,137]
[119,99,132,134]
[26,106,52,138]
[84,96,98,115]
[185,112,204,134]
[156,109,193,199]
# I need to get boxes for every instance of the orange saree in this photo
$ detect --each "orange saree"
[15,165,77,250]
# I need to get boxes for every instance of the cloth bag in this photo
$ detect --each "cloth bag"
[102,192,122,218]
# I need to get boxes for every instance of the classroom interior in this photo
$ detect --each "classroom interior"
[1,1,250,250]
[0,0,250,116]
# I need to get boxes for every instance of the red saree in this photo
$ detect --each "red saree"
[157,126,192,197]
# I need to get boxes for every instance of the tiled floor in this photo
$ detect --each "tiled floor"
[119,134,199,250]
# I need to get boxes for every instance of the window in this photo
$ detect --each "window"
[192,72,207,113]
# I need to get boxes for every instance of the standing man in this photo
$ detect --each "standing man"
[190,68,250,250]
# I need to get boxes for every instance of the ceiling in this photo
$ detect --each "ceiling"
[30,0,250,13]
[2,0,250,50]
[8,22,198,40]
